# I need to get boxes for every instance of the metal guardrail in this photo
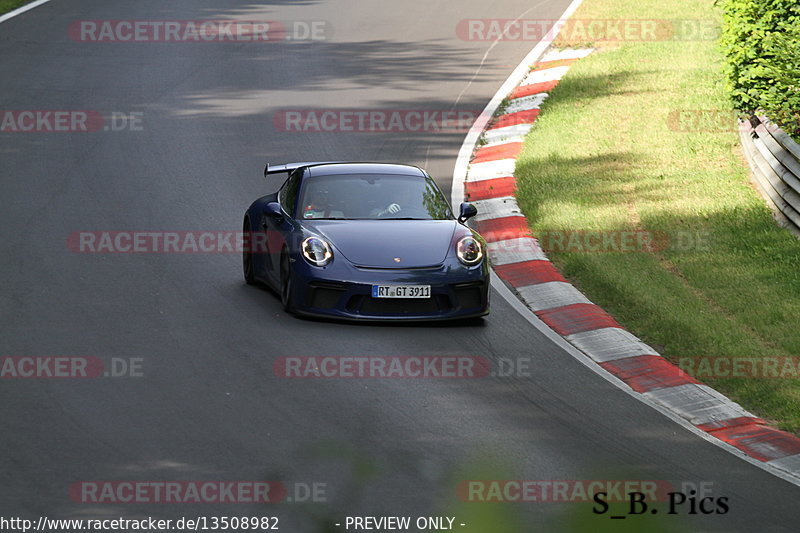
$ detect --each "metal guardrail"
[739,115,800,233]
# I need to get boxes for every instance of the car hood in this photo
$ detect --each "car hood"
[304,220,459,268]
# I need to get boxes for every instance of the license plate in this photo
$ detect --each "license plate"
[371,285,431,298]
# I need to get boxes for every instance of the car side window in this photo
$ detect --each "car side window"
[279,171,302,217]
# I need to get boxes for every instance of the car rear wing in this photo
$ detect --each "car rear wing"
[264,161,342,177]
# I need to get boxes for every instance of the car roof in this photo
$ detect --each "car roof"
[303,162,427,178]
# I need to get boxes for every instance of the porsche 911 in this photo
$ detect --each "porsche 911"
[242,161,489,320]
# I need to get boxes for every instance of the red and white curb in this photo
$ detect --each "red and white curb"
[456,46,800,483]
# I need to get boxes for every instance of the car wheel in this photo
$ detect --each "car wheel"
[243,217,256,285]
[280,250,296,313]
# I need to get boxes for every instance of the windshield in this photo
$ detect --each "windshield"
[297,173,454,220]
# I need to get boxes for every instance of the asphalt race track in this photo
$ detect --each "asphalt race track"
[1,1,799,531]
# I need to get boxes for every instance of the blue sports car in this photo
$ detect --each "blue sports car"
[242,162,489,321]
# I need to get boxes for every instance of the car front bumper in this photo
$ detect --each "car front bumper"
[289,259,490,321]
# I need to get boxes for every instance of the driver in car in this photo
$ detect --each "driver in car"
[303,188,346,219]
[375,202,402,217]
[372,183,422,218]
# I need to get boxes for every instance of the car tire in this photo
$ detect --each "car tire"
[243,216,257,285]
[280,250,296,313]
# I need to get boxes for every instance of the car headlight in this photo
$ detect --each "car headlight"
[302,236,333,266]
[456,236,483,266]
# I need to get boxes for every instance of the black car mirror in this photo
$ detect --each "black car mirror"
[458,202,478,223]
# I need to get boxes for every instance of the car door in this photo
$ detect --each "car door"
[261,170,302,287]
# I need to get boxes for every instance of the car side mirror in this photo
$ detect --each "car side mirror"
[458,202,478,223]
[264,201,284,221]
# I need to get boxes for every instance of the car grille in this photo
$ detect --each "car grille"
[306,279,487,316]
[453,281,484,309]
[346,294,451,316]
[305,281,347,309]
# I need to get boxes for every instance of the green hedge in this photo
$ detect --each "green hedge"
[717,0,800,137]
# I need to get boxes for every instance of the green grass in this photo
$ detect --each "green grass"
[0,0,34,15]
[514,0,800,432]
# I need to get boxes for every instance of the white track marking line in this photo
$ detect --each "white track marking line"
[467,159,517,182]
[520,65,570,86]
[0,0,53,25]
[540,47,594,61]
